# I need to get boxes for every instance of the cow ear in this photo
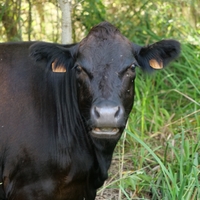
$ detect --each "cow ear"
[29,42,77,73]
[133,40,180,72]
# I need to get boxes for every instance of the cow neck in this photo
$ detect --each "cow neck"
[90,136,120,188]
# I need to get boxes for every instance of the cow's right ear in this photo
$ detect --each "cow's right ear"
[29,42,78,73]
[133,40,180,72]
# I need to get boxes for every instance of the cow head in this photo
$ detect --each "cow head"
[30,22,180,140]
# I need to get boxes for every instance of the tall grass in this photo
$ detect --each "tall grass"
[126,130,200,200]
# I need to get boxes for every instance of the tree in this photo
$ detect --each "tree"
[58,0,72,44]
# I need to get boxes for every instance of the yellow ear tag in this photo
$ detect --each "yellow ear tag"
[149,59,163,69]
[52,61,66,72]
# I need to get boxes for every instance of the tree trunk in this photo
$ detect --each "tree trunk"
[58,0,72,44]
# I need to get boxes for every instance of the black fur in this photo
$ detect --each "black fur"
[29,42,78,72]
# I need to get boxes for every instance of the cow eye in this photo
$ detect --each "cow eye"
[76,65,82,73]
[130,63,136,71]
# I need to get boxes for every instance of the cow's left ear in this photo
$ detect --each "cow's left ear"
[133,40,180,72]
[29,42,78,73]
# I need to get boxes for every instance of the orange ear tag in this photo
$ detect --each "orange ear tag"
[52,61,66,72]
[149,59,163,69]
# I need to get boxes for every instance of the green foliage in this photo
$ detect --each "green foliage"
[125,130,200,200]
[74,0,200,45]
[76,0,106,30]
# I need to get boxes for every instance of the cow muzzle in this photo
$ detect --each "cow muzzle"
[90,100,125,138]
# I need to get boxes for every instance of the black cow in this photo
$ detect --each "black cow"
[0,22,180,200]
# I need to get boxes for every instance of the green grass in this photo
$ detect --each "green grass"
[98,122,200,199]
[126,130,200,200]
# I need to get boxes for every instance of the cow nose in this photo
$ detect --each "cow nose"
[90,101,125,128]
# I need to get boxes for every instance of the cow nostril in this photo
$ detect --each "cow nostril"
[114,106,120,118]
[91,103,125,128]
[94,106,100,118]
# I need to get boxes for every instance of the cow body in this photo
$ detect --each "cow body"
[0,43,99,200]
[0,22,180,200]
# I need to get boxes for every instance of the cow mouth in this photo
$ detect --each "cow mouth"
[91,127,120,138]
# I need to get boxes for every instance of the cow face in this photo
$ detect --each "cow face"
[30,22,180,140]
[75,30,137,139]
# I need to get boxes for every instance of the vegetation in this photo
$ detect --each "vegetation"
[0,0,199,199]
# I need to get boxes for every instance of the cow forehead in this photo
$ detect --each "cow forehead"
[77,34,134,70]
